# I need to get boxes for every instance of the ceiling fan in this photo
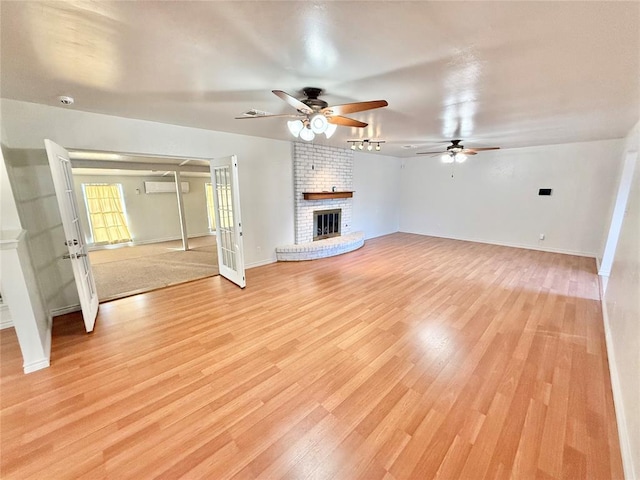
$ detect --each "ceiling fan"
[235,87,388,141]
[416,139,500,163]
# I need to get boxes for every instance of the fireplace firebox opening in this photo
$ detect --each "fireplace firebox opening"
[314,209,341,241]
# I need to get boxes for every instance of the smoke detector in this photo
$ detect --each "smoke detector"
[58,95,74,106]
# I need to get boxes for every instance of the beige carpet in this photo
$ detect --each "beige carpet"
[90,237,219,302]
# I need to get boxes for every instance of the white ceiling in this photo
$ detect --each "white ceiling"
[1,1,638,157]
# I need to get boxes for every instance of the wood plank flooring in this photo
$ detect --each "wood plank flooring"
[0,233,623,479]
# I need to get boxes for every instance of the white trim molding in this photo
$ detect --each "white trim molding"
[599,276,635,480]
[1,229,51,374]
[51,304,82,318]
[0,303,12,329]
[599,151,637,282]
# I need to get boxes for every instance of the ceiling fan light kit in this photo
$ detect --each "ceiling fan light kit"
[287,120,304,137]
[309,113,328,134]
[441,152,467,163]
[299,126,315,142]
[287,117,337,141]
[324,122,337,139]
[419,140,500,164]
[237,87,388,143]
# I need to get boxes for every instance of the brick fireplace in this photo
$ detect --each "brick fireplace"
[276,142,363,261]
[293,143,353,244]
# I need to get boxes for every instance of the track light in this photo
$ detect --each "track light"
[347,139,385,152]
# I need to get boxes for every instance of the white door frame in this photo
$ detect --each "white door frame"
[599,150,637,291]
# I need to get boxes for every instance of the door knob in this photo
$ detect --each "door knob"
[62,253,87,260]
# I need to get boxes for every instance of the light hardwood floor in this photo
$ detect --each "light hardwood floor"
[0,233,623,479]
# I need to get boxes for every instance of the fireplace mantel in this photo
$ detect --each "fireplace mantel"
[302,191,354,200]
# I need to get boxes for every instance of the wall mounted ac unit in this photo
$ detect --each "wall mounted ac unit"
[144,181,190,194]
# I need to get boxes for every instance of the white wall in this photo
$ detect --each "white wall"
[1,146,51,372]
[0,145,21,330]
[352,151,401,239]
[1,99,295,271]
[602,121,640,479]
[399,139,623,256]
[0,146,21,231]
[72,173,211,245]
[2,147,80,313]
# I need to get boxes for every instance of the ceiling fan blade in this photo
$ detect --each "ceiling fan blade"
[328,116,368,128]
[462,150,478,155]
[272,90,313,114]
[467,147,501,152]
[416,150,446,155]
[322,100,388,116]
[234,113,304,120]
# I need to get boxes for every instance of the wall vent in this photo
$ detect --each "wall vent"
[144,181,190,194]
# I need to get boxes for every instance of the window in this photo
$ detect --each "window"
[205,183,217,232]
[82,184,133,245]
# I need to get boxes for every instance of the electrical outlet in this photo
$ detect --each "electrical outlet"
[539,233,545,240]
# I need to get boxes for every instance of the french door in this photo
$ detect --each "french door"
[210,155,246,288]
[44,139,98,332]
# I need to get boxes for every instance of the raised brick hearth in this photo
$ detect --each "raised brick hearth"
[276,231,364,261]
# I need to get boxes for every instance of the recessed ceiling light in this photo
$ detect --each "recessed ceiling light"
[58,95,74,105]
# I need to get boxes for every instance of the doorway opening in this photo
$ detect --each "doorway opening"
[88,235,217,302]
[70,154,221,302]
[46,141,246,334]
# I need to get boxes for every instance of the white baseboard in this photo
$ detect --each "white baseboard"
[130,233,214,247]
[23,314,52,374]
[51,304,81,318]
[246,258,277,269]
[599,277,635,480]
[0,303,13,329]
[5,303,83,328]
[88,233,214,251]
[23,357,50,374]
[399,230,596,258]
